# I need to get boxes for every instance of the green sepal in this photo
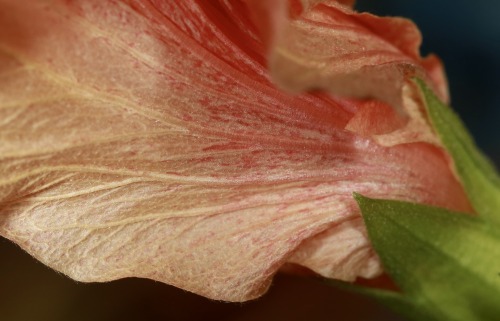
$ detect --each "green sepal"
[355,193,500,321]
[416,79,500,225]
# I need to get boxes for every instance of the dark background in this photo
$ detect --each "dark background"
[1,1,498,321]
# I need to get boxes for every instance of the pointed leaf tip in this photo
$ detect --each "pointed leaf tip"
[352,192,363,202]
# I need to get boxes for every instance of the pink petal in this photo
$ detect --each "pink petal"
[246,0,449,109]
[0,0,470,301]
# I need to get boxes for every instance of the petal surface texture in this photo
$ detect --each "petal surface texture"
[247,0,449,109]
[0,0,470,301]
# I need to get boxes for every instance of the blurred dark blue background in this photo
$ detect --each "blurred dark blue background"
[357,0,500,166]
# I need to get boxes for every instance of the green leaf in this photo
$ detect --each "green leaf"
[416,79,500,225]
[355,193,500,321]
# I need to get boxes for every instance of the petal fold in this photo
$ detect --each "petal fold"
[245,0,449,111]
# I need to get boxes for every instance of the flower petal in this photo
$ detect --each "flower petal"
[246,0,449,110]
[0,0,470,301]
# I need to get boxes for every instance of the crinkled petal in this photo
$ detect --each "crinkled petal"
[0,0,470,301]
[246,0,449,110]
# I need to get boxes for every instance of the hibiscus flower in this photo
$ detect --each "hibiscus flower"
[0,0,471,301]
